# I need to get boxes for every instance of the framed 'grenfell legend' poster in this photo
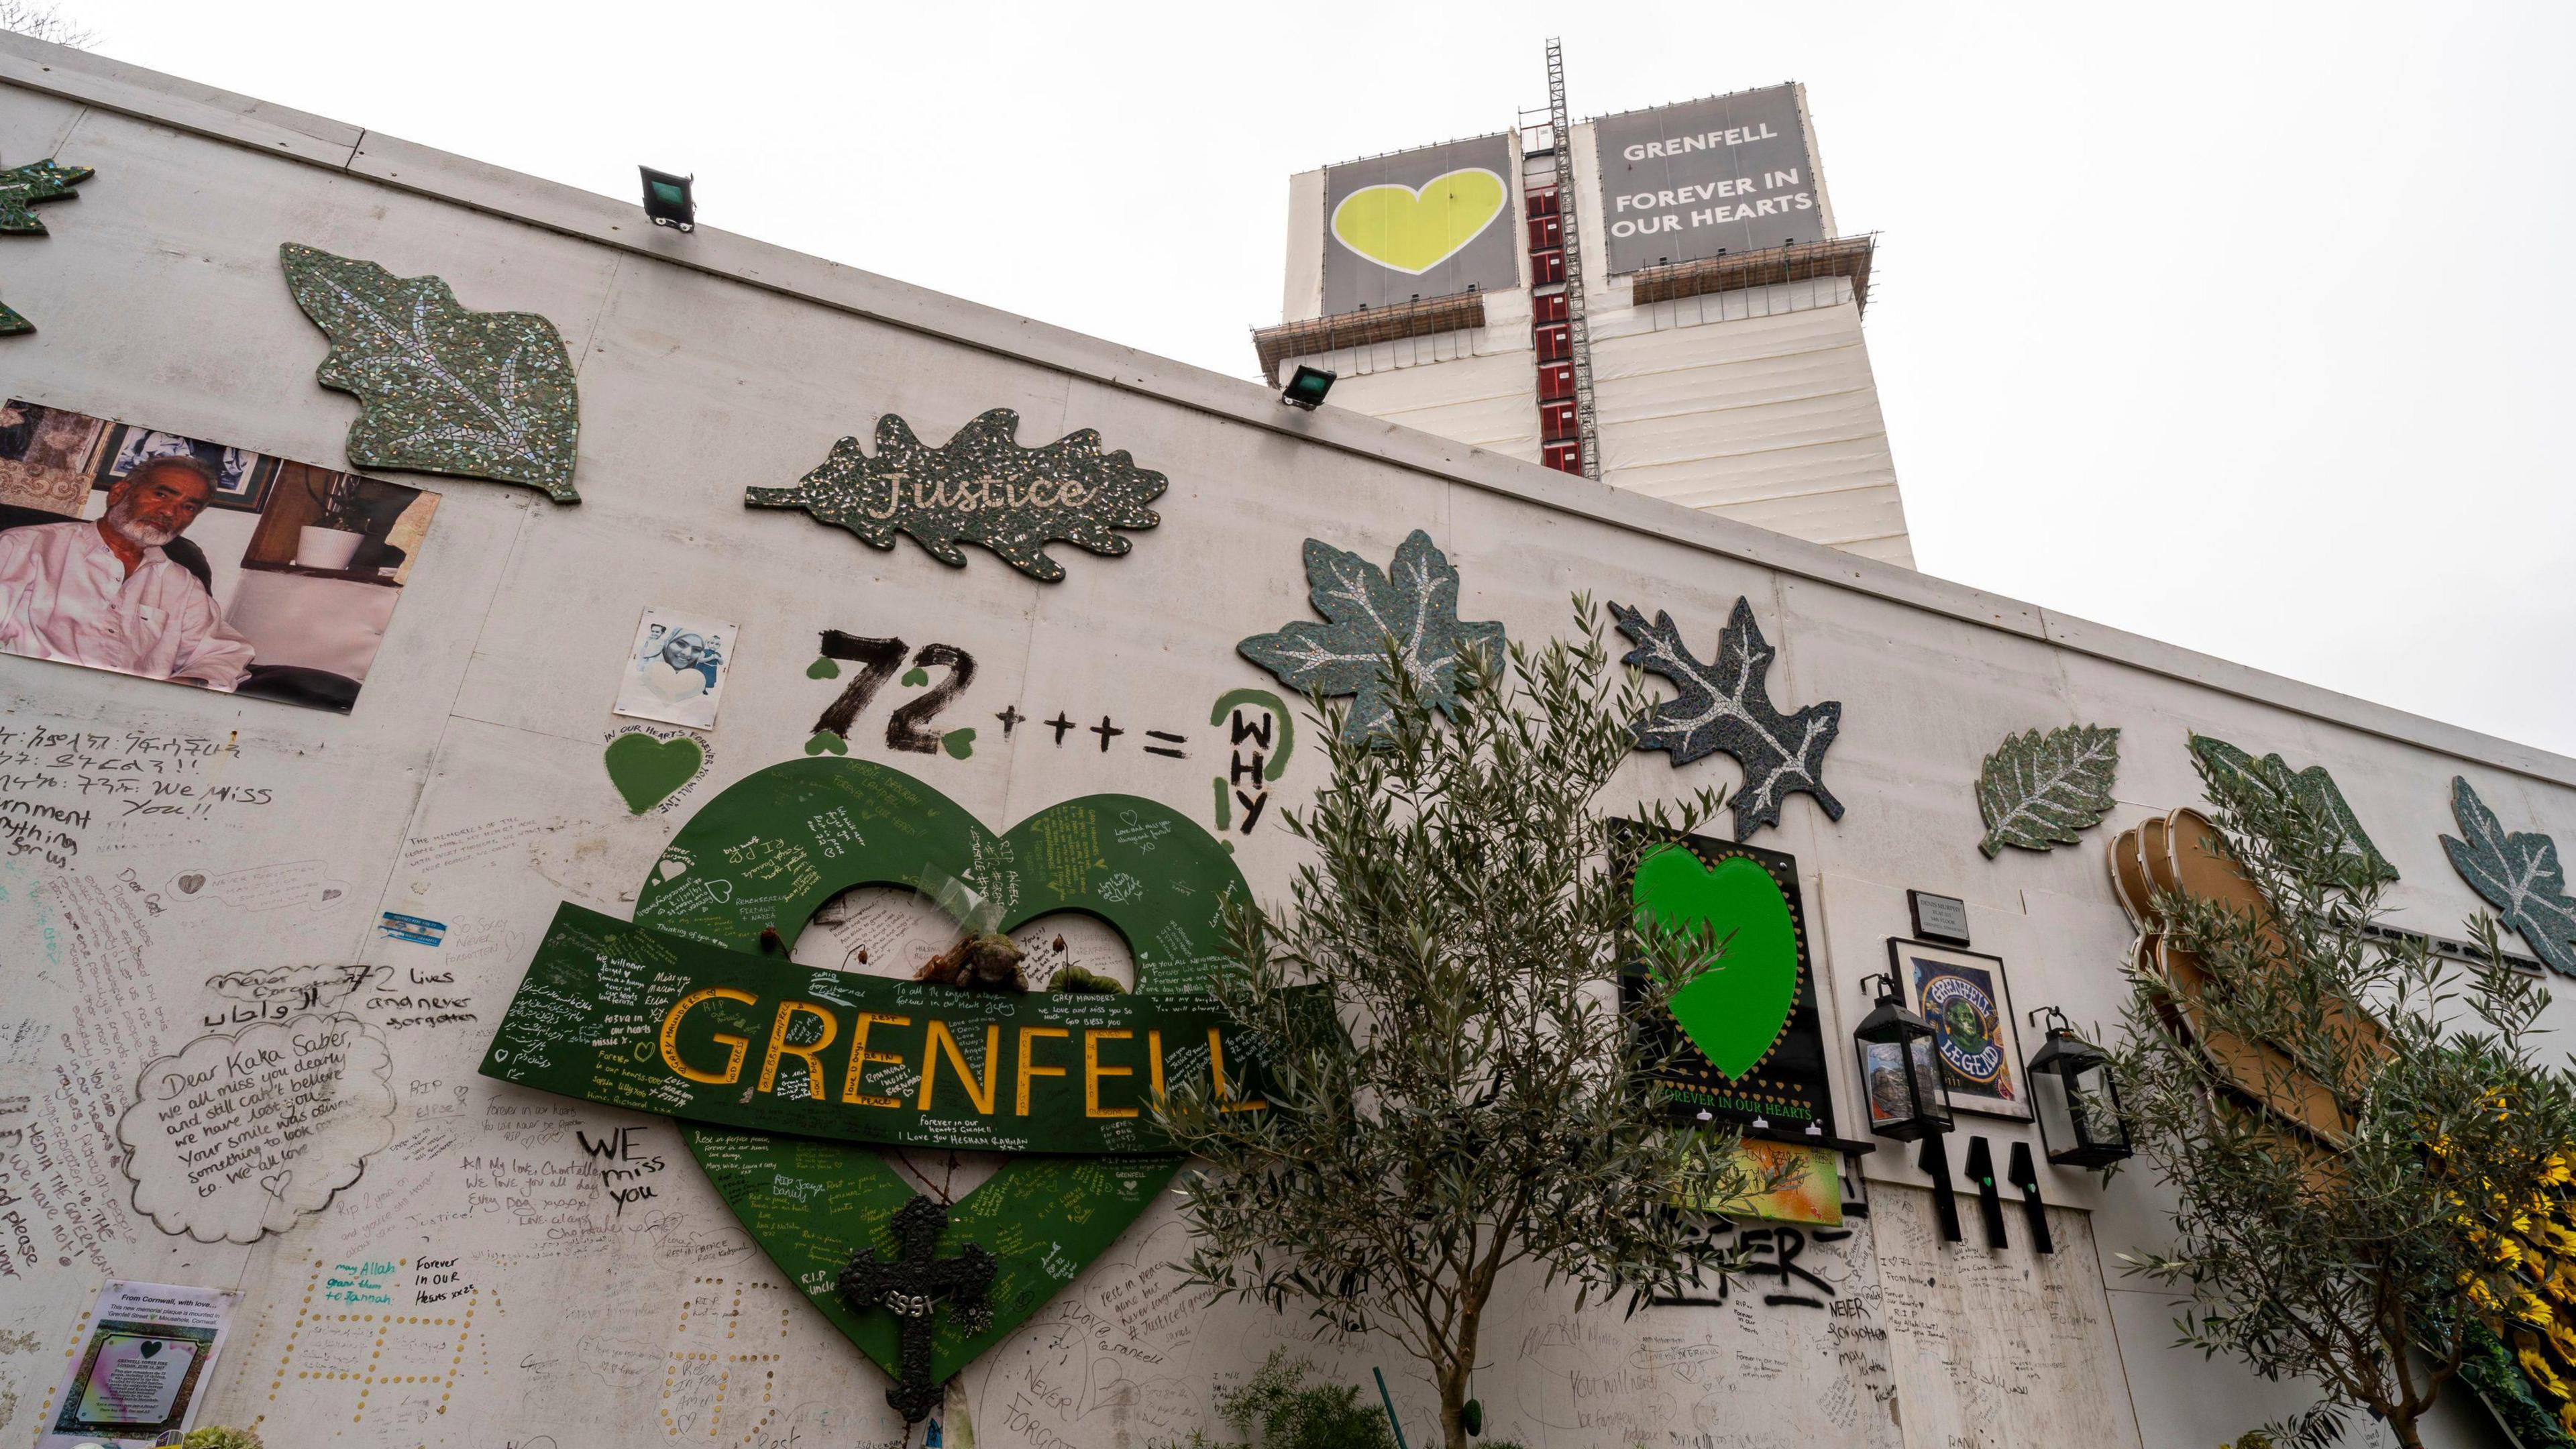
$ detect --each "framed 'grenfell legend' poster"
[1888,936,2031,1121]
[1617,826,1847,1146]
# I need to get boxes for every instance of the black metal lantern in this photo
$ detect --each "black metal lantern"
[1853,971,1952,1141]
[2025,1007,2133,1167]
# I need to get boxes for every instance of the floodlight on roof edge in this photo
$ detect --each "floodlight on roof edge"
[640,166,696,232]
[1281,364,1335,411]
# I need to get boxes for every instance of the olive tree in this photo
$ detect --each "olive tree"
[2115,745,2576,1448]
[1157,604,1782,1449]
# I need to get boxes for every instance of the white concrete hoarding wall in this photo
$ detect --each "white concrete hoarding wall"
[0,38,2553,1449]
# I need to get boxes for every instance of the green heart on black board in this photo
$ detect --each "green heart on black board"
[626,757,1247,1383]
[1635,845,1799,1081]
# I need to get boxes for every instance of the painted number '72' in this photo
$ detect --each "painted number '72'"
[812,631,977,753]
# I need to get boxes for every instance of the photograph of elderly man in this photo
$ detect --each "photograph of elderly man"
[0,454,256,688]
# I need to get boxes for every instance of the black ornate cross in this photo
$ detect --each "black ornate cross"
[836,1195,997,1424]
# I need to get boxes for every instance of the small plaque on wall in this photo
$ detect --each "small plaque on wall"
[1909,890,1971,946]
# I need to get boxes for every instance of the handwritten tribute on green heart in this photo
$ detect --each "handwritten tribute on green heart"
[492,757,1247,1385]
[1635,845,1800,1080]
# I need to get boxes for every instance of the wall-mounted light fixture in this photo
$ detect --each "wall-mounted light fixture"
[639,166,696,232]
[1853,971,1953,1142]
[1281,364,1336,411]
[2025,1007,2133,1168]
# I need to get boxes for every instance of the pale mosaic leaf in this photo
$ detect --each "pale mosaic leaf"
[280,243,581,500]
[1976,724,2120,857]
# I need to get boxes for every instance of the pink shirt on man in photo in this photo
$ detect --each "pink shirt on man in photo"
[0,519,255,688]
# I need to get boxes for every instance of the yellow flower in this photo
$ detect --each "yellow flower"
[2517,1342,2571,1400]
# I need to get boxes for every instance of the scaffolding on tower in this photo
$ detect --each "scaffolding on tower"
[1519,38,1601,479]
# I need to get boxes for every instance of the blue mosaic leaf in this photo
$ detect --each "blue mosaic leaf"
[2443,775,2576,977]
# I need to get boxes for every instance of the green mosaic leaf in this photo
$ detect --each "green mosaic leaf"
[0,158,90,234]
[1236,530,1505,741]
[746,408,1165,582]
[2442,775,2576,977]
[278,243,581,500]
[0,157,90,335]
[2188,734,2396,884]
[1976,723,2119,857]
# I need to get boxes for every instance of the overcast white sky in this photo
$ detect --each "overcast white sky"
[63,1,2576,756]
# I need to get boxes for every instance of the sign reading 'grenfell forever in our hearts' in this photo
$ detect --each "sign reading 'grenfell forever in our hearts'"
[1591,84,1825,275]
[481,902,1281,1155]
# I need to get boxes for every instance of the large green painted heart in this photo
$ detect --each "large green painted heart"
[629,757,1245,1383]
[604,731,704,814]
[1635,846,1799,1080]
[1331,168,1507,274]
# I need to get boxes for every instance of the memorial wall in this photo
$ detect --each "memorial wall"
[0,34,2562,1449]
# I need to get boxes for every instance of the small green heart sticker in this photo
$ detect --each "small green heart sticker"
[1635,846,1799,1080]
[804,731,848,757]
[807,657,841,680]
[901,666,929,687]
[604,732,704,814]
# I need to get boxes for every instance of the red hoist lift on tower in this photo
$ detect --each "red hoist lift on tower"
[1520,39,1601,478]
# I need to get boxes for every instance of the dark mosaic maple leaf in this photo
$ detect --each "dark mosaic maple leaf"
[747,408,1165,583]
[1236,529,1505,741]
[0,158,90,235]
[1611,598,1845,841]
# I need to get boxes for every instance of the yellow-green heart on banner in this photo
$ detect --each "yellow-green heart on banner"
[1332,168,1507,275]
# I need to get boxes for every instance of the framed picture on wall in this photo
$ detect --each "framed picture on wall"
[94,421,278,513]
[1886,937,2031,1121]
[0,400,112,516]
